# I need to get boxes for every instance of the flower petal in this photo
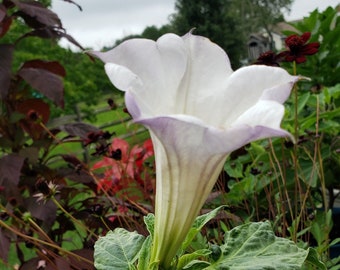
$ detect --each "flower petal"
[144,117,227,265]
[90,34,188,116]
[232,100,284,129]
[104,63,142,92]
[301,32,311,43]
[91,32,298,268]
[137,112,289,161]
[212,65,297,127]
[142,110,290,265]
[163,64,297,127]
[175,33,233,116]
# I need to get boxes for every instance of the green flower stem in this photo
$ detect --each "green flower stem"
[315,95,328,211]
[292,61,298,242]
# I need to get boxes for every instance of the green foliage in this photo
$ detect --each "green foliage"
[94,228,145,270]
[2,2,339,269]
[94,209,324,270]
[210,6,340,265]
[170,0,244,68]
[180,206,226,255]
[283,7,340,87]
[0,1,129,269]
[168,0,293,67]
[114,0,293,68]
[1,19,114,117]
[310,210,333,255]
[208,222,320,270]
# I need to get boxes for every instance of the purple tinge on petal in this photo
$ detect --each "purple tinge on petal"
[261,79,298,103]
[124,90,141,119]
[211,124,292,153]
[136,115,290,156]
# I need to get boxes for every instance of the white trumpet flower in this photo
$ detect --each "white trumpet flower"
[90,32,298,269]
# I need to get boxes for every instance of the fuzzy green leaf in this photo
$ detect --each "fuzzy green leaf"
[208,221,311,270]
[94,228,145,270]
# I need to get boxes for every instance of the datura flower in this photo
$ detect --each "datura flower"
[90,32,298,269]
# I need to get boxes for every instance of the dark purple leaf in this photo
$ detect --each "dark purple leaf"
[16,26,60,41]
[0,154,25,186]
[0,228,10,262]
[2,0,14,9]
[12,0,62,28]
[61,0,82,11]
[21,249,94,270]
[24,197,57,228]
[61,154,82,166]
[58,31,85,50]
[0,154,24,201]
[68,249,94,269]
[18,66,64,107]
[0,44,14,99]
[0,15,12,37]
[55,258,71,270]
[16,98,51,139]
[58,168,95,184]
[17,27,85,51]
[59,123,101,139]
[22,260,57,270]
[21,60,66,77]
[0,4,6,21]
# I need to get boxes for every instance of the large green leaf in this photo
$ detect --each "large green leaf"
[94,228,145,270]
[207,222,315,270]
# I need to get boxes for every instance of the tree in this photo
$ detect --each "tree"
[170,0,244,68]
[232,0,293,50]
[1,10,113,117]
[169,0,293,67]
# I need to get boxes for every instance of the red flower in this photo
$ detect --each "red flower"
[254,50,285,67]
[281,32,320,64]
[92,138,155,200]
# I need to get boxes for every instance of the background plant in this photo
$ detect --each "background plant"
[1,1,339,269]
[211,6,340,267]
[0,1,139,268]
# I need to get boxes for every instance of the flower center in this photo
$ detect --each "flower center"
[286,35,304,51]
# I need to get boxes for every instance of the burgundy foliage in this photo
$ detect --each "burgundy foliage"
[0,1,117,268]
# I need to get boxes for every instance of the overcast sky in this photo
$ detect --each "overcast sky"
[51,0,339,50]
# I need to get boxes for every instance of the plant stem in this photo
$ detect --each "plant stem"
[314,95,328,211]
[292,61,301,243]
[50,195,98,238]
[0,219,94,265]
